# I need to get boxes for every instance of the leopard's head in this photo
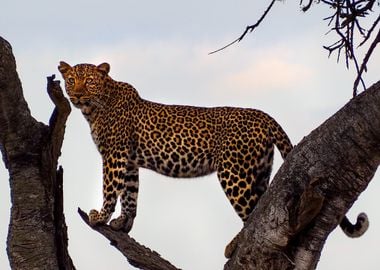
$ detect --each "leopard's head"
[58,61,110,108]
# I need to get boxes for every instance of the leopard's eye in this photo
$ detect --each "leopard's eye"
[86,77,93,84]
[67,77,75,84]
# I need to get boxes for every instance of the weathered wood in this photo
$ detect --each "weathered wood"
[0,36,74,270]
[78,208,181,270]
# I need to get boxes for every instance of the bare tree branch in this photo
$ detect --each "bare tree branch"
[78,208,181,270]
[0,36,74,270]
[300,0,314,12]
[210,1,380,96]
[209,0,276,55]
[302,1,379,95]
[353,28,380,94]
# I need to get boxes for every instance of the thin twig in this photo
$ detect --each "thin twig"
[209,0,276,55]
[359,14,380,46]
[317,0,379,95]
[300,0,314,12]
[208,0,379,96]
[353,29,380,95]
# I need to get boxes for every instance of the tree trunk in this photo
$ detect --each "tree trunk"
[0,36,74,270]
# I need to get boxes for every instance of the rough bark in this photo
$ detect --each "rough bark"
[78,208,180,270]
[0,36,74,269]
[224,81,380,269]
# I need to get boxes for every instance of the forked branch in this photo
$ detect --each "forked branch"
[318,0,380,95]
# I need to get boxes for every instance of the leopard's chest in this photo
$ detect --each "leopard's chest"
[89,113,132,154]
[90,123,101,147]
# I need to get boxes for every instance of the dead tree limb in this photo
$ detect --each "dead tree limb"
[78,208,180,270]
[0,36,74,270]
[210,0,380,95]
[209,0,276,55]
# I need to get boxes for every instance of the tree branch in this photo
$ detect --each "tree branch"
[209,0,276,55]
[46,74,71,163]
[0,36,75,270]
[353,28,380,95]
[210,1,379,95]
[78,208,180,270]
[312,1,379,95]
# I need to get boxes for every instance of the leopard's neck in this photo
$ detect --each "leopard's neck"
[81,78,141,124]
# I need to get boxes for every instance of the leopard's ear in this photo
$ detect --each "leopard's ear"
[58,61,72,76]
[97,63,110,74]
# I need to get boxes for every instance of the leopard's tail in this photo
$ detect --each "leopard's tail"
[266,115,293,159]
[340,212,369,237]
[267,115,369,238]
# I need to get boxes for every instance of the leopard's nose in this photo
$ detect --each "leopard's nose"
[73,92,83,98]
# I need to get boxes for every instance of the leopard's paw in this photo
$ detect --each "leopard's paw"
[110,214,134,233]
[88,209,108,226]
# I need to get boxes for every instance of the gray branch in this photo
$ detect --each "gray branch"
[78,208,181,270]
[0,36,74,270]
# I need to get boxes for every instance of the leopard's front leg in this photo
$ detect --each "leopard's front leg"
[88,153,127,228]
[109,166,139,232]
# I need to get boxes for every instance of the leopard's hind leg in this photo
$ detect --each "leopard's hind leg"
[218,139,275,258]
[217,138,274,221]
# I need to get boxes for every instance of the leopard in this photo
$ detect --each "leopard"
[58,61,368,241]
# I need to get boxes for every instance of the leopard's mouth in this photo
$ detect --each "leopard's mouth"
[69,96,91,107]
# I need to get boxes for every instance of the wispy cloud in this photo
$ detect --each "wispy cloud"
[225,51,313,93]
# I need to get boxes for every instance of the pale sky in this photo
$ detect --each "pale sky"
[1,1,380,269]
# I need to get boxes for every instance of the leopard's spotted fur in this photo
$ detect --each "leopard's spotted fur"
[58,62,367,239]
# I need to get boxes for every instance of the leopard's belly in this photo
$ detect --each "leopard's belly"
[135,141,216,178]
